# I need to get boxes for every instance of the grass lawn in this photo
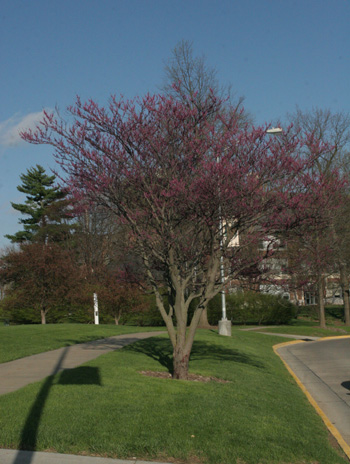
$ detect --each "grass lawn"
[0,328,348,464]
[0,324,165,364]
[247,319,350,338]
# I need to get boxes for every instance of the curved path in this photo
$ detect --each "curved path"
[275,337,350,456]
[0,331,165,395]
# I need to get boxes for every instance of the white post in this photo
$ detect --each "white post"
[93,293,99,325]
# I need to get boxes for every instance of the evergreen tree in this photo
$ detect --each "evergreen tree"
[5,165,70,243]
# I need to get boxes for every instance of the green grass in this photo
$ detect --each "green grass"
[257,325,350,337]
[249,319,350,338]
[0,328,347,464]
[0,324,165,364]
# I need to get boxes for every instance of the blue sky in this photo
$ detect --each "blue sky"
[1,0,349,248]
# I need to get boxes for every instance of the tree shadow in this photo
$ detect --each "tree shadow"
[190,340,265,369]
[124,336,265,375]
[341,380,350,395]
[124,337,174,374]
[13,347,101,464]
[61,335,158,351]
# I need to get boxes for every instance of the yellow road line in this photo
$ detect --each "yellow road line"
[273,339,350,461]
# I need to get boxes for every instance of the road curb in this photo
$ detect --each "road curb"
[273,338,350,461]
[317,335,350,342]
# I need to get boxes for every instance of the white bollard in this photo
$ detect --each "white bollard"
[93,293,99,325]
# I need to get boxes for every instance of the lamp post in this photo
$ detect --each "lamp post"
[218,213,230,335]
[218,127,283,336]
[217,150,231,336]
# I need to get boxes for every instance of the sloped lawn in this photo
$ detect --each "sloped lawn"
[0,329,347,464]
[0,324,164,363]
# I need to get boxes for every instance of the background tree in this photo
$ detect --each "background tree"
[0,242,79,324]
[162,41,235,105]
[5,165,72,244]
[288,107,350,173]
[284,225,337,328]
[161,39,249,123]
[287,107,350,324]
[22,90,343,379]
[333,199,350,324]
[73,205,136,280]
[93,271,148,325]
[71,205,144,321]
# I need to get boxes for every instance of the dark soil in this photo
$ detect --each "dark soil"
[140,370,230,383]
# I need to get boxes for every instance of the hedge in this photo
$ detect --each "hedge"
[1,290,296,326]
[206,291,297,325]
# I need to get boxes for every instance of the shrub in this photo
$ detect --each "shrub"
[297,305,319,320]
[207,291,296,325]
[120,292,165,326]
[325,305,344,320]
[49,305,93,324]
[0,294,41,324]
[297,304,344,322]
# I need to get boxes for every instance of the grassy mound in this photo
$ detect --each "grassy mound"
[0,324,164,363]
[0,329,347,464]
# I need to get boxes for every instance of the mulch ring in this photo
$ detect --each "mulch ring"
[140,370,230,383]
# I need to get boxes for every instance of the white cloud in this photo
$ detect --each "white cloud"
[0,110,48,147]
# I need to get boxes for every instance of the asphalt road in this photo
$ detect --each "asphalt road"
[276,337,350,448]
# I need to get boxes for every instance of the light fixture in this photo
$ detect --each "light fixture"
[266,127,283,135]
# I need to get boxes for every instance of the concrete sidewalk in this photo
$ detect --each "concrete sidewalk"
[0,449,171,464]
[0,331,164,395]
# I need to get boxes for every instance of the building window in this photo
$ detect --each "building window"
[268,258,287,273]
[304,292,316,305]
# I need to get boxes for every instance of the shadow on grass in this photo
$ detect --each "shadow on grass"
[13,348,101,464]
[61,336,144,350]
[60,331,166,351]
[341,380,350,395]
[58,366,101,385]
[124,337,265,375]
[125,337,174,373]
[190,340,265,369]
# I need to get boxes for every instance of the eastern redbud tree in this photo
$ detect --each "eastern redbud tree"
[22,91,342,379]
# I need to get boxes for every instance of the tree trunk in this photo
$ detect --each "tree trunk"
[41,309,47,325]
[318,276,326,329]
[344,290,350,326]
[173,345,190,379]
[171,303,201,379]
[197,307,210,328]
[114,315,119,325]
[339,263,350,325]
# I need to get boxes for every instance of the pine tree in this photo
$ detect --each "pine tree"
[5,165,70,243]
